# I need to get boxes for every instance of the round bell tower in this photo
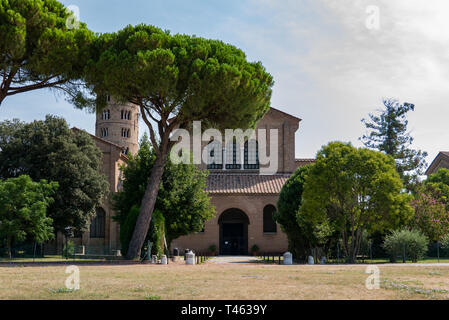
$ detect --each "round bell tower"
[95,96,139,155]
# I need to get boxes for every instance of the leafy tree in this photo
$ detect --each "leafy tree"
[149,209,166,257]
[408,168,449,243]
[85,24,273,259]
[425,168,449,198]
[360,99,428,191]
[120,206,166,258]
[113,134,215,253]
[0,175,57,258]
[119,206,140,258]
[0,116,108,233]
[300,142,413,263]
[410,184,449,242]
[274,165,326,260]
[0,0,95,105]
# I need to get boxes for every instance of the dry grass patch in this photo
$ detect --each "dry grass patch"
[1,263,449,300]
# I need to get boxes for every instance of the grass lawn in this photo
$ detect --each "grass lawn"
[258,256,449,264]
[2,261,449,300]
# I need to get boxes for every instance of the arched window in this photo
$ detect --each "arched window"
[225,140,241,170]
[101,127,108,137]
[90,208,105,238]
[102,109,110,120]
[244,140,259,169]
[206,140,223,170]
[122,147,129,155]
[263,205,277,233]
[121,110,132,120]
[121,128,130,138]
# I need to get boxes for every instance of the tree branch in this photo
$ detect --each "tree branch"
[7,78,66,96]
[139,103,160,156]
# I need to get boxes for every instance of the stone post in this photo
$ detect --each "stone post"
[186,251,195,265]
[308,256,315,265]
[151,255,157,264]
[283,252,293,265]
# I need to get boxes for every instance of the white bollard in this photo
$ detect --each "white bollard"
[151,255,157,264]
[186,251,195,265]
[308,256,315,265]
[283,252,293,265]
[161,255,168,265]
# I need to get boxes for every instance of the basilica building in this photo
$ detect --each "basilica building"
[70,99,313,256]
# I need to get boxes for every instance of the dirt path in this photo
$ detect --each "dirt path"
[208,256,261,264]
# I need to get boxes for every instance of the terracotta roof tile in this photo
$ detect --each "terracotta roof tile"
[295,158,315,168]
[205,174,291,195]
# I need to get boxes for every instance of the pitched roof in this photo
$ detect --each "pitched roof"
[269,107,302,122]
[295,158,315,167]
[71,127,129,162]
[205,174,291,195]
[426,151,449,175]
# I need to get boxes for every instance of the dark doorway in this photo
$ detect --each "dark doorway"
[219,208,249,255]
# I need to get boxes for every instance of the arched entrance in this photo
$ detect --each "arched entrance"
[218,208,249,255]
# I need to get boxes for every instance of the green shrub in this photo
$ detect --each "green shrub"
[62,240,75,258]
[208,244,217,253]
[382,229,428,263]
[120,206,166,259]
[119,206,140,257]
[149,209,165,257]
[251,244,260,253]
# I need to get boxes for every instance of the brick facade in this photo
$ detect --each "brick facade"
[172,108,305,254]
[60,106,310,256]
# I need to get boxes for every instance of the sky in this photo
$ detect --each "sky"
[2,0,449,165]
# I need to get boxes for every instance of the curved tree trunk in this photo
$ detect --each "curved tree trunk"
[126,152,168,260]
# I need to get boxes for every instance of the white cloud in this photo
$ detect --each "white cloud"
[223,0,449,163]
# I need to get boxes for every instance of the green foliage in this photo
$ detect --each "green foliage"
[382,229,429,263]
[160,157,215,246]
[149,209,165,257]
[427,168,449,184]
[0,175,57,257]
[0,0,95,104]
[358,230,373,258]
[425,168,449,199]
[85,23,273,259]
[85,24,273,130]
[410,183,449,242]
[441,234,449,251]
[301,142,414,263]
[119,206,140,257]
[209,244,217,253]
[0,116,109,233]
[113,134,215,249]
[275,164,327,260]
[250,244,259,253]
[121,207,165,258]
[62,240,75,258]
[361,99,428,191]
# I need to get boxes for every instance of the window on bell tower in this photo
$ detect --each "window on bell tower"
[102,109,110,120]
[100,128,108,137]
[121,128,130,138]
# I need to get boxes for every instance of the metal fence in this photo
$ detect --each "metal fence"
[0,243,123,262]
[277,241,449,265]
